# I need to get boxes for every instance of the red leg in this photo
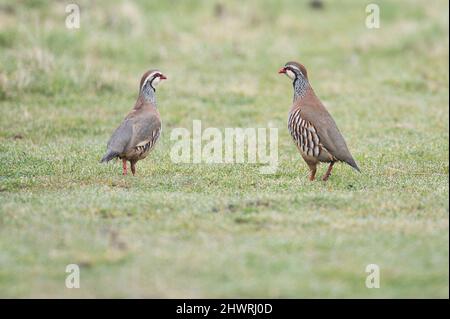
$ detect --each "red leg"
[130,161,136,176]
[122,159,128,176]
[307,163,317,181]
[322,162,335,181]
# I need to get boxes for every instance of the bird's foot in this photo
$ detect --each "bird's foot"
[308,170,316,181]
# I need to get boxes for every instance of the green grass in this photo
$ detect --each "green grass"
[0,0,448,298]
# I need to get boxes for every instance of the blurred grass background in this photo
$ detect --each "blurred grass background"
[0,0,448,297]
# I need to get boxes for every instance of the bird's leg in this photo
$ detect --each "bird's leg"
[130,161,136,176]
[308,163,317,181]
[322,162,335,181]
[122,159,128,176]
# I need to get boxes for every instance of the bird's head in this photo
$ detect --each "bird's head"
[139,69,167,93]
[278,61,308,82]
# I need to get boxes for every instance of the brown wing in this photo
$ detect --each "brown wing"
[106,116,134,155]
[298,102,360,171]
[127,108,161,153]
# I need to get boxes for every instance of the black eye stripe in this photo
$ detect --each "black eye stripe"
[285,67,295,74]
[285,66,302,77]
[286,66,296,71]
[148,74,160,84]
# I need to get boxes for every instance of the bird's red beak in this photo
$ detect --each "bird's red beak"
[278,67,287,74]
[159,74,167,80]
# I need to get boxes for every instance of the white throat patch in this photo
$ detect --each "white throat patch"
[285,64,303,80]
[142,71,160,90]
[286,69,296,80]
[151,76,161,87]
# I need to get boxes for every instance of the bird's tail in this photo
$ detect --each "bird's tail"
[100,150,119,163]
[344,157,361,172]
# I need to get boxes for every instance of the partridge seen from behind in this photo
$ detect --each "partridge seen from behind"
[279,61,359,181]
[100,69,167,175]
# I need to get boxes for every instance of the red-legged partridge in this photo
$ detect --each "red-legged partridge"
[279,61,360,181]
[100,69,167,175]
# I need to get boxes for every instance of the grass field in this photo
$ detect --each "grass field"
[0,0,448,298]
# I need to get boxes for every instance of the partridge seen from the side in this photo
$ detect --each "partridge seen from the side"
[100,69,167,175]
[279,61,359,181]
